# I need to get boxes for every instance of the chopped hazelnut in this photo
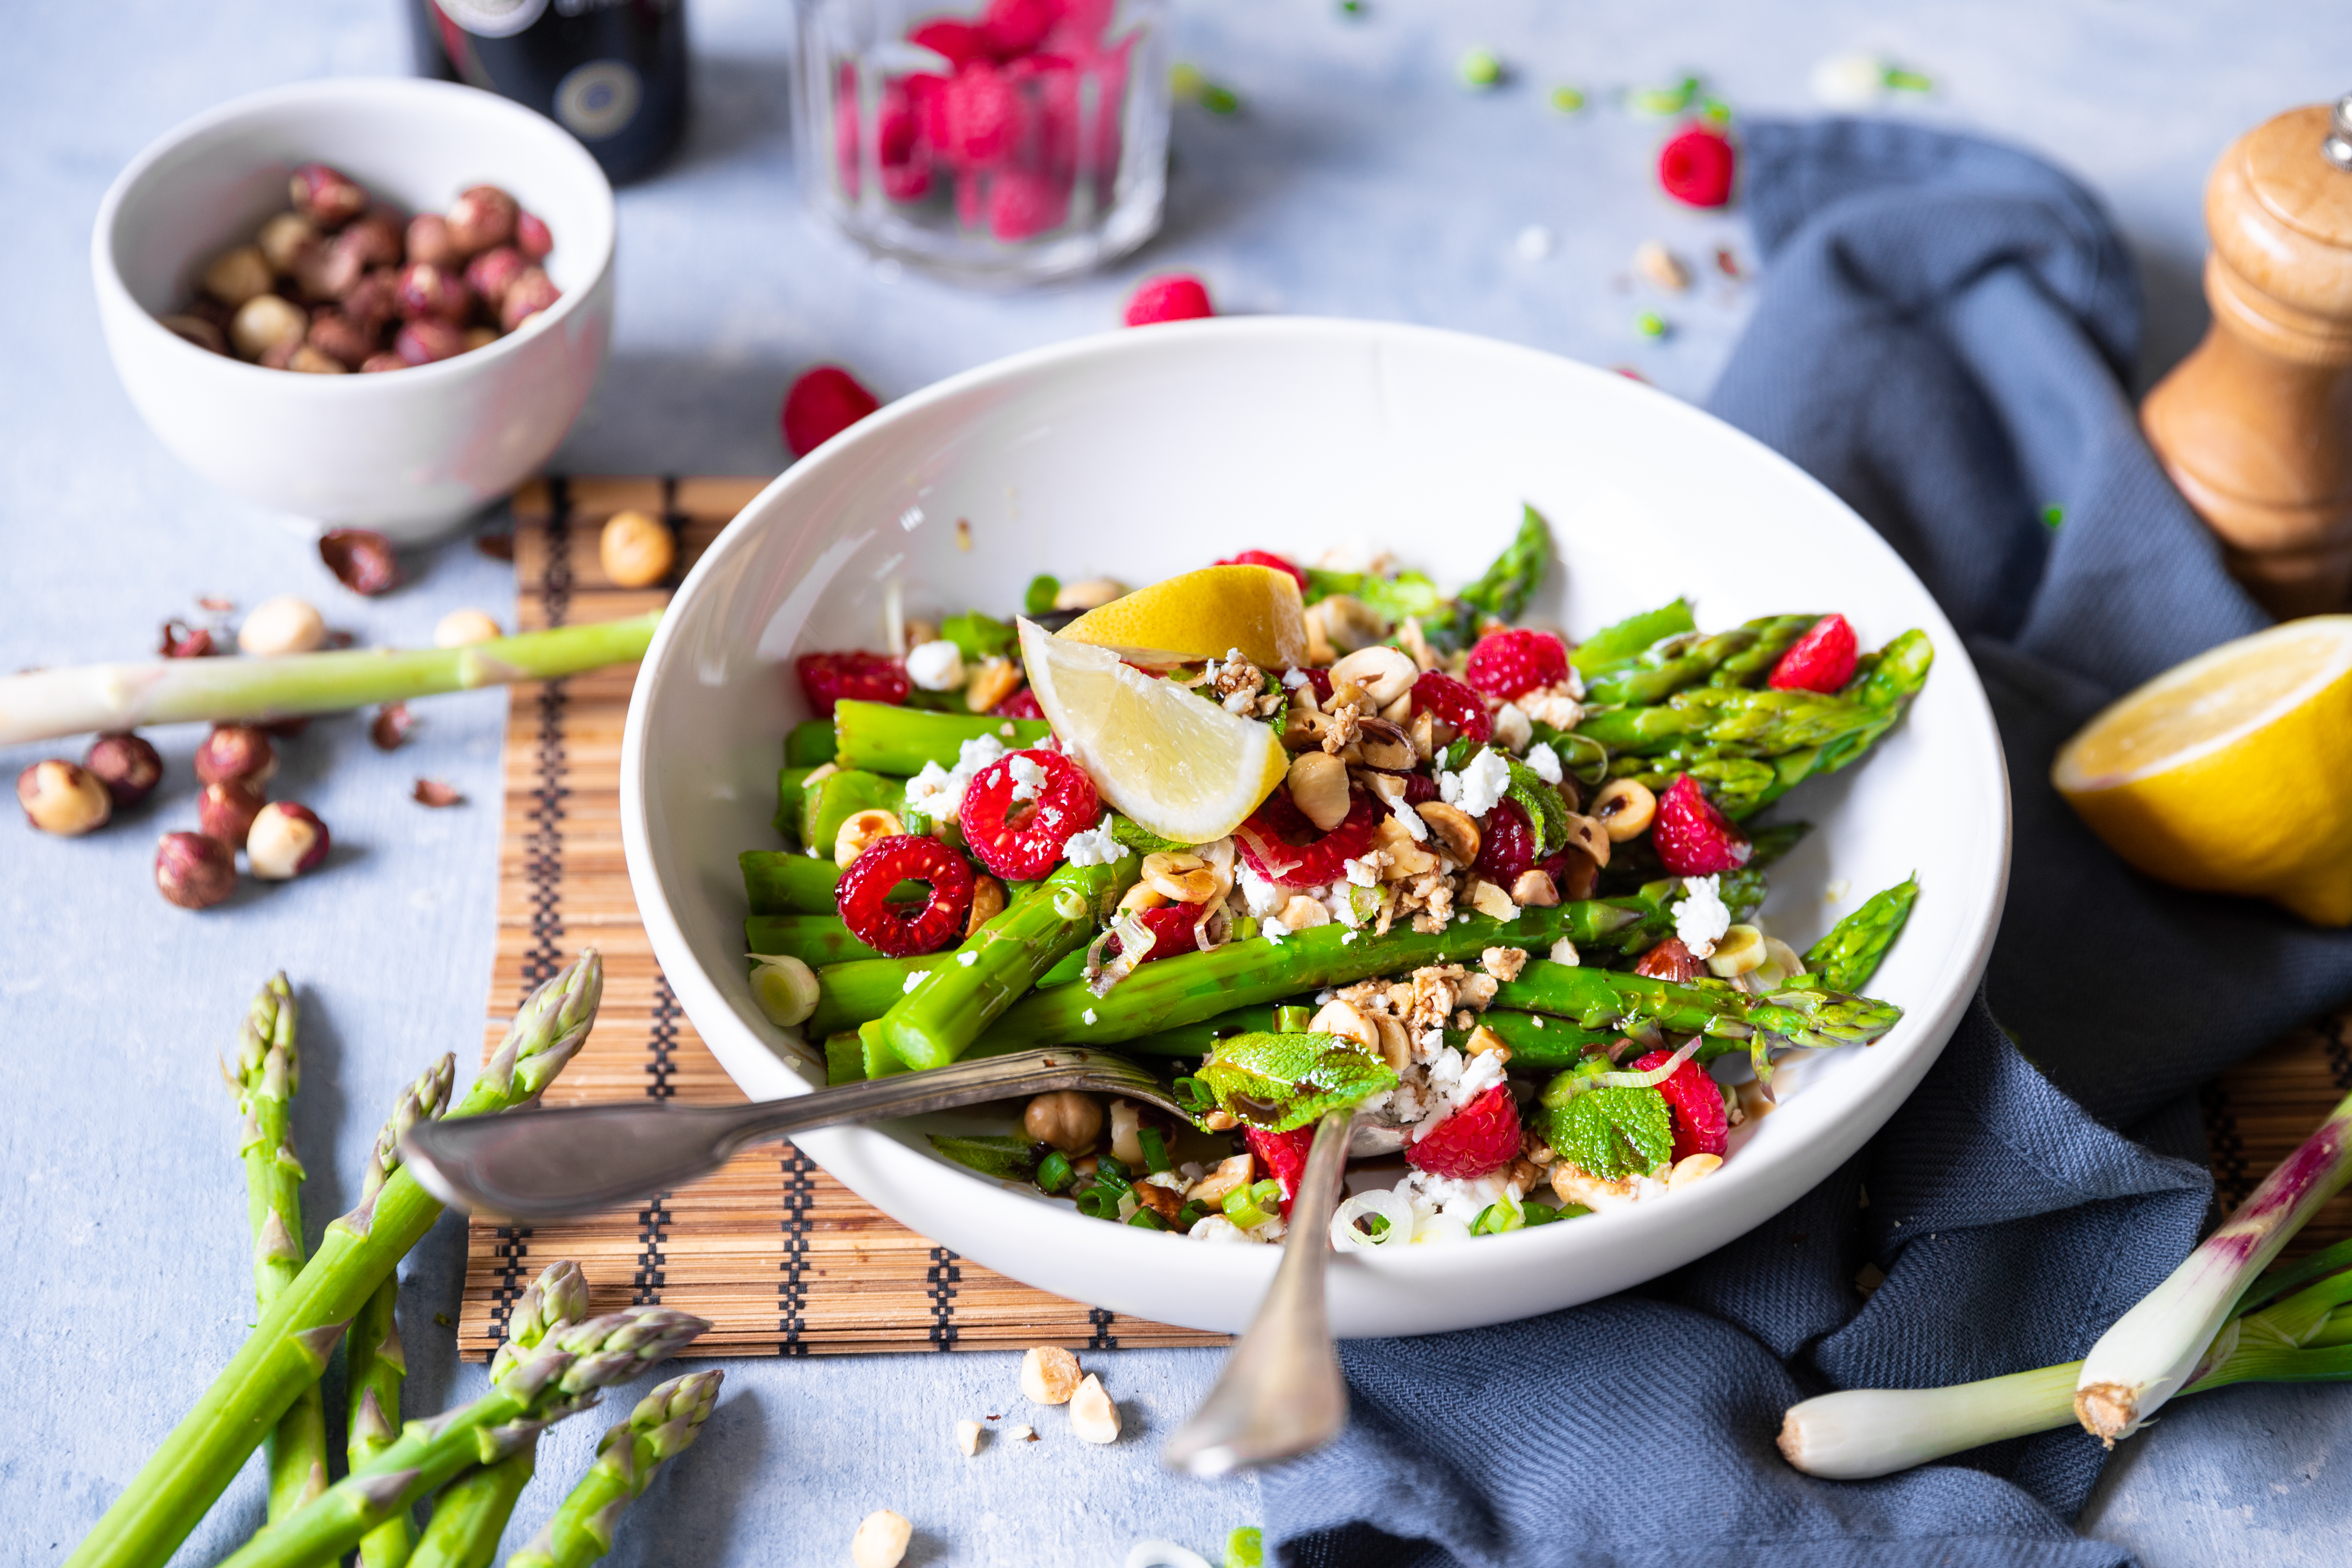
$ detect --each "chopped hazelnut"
[954,1418,984,1456]
[849,1510,912,1568]
[1018,1345,1082,1405]
[1067,1373,1121,1444]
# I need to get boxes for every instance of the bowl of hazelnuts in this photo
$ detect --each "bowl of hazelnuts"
[92,76,615,542]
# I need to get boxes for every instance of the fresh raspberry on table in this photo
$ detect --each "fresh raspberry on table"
[1633,937,1700,983]
[796,650,908,715]
[957,748,1100,879]
[1658,126,1736,208]
[1216,550,1308,592]
[1245,1124,1316,1216]
[1123,273,1214,326]
[1463,628,1567,699]
[1630,1049,1729,1161]
[836,835,975,957]
[992,685,1044,719]
[1650,774,1752,875]
[1404,1084,1522,1180]
[1767,613,1858,693]
[1109,903,1202,964]
[781,366,882,457]
[1234,786,1380,887]
[1473,798,1535,885]
[1411,670,1493,743]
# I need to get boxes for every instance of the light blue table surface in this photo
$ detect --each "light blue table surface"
[8,2,2351,1563]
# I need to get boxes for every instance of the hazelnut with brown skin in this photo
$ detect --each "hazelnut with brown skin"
[17,760,112,836]
[257,212,320,274]
[464,245,526,310]
[303,216,401,301]
[462,325,498,353]
[359,351,407,374]
[84,732,164,807]
[230,294,307,362]
[202,245,275,308]
[395,318,466,366]
[194,724,277,786]
[159,314,227,354]
[1022,1090,1103,1154]
[156,831,237,909]
[288,163,366,228]
[445,184,518,255]
[515,210,553,261]
[306,310,376,370]
[199,780,266,847]
[405,212,459,267]
[247,802,330,880]
[498,267,561,332]
[395,262,473,323]
[341,268,400,333]
[286,345,346,375]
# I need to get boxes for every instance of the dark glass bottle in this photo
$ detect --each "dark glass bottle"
[409,0,688,184]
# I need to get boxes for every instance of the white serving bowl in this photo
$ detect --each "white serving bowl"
[93,77,615,543]
[621,318,2009,1338]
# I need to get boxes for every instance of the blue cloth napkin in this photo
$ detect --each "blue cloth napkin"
[1264,119,2352,1568]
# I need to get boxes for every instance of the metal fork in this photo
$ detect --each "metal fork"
[399,1046,1191,1218]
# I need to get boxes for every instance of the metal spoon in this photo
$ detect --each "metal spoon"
[1162,1106,1353,1476]
[399,1046,1190,1218]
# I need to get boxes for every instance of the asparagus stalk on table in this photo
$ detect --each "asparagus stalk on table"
[65,951,603,1568]
[0,615,660,745]
[225,973,329,1522]
[215,1307,707,1568]
[508,1370,725,1568]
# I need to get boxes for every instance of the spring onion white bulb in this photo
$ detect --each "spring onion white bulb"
[1779,1363,2082,1478]
[1330,1188,1416,1251]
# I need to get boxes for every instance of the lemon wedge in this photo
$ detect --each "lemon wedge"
[1018,617,1289,844]
[1057,564,1311,670]
[2053,615,2352,925]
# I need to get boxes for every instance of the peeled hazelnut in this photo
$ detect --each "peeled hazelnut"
[461,325,498,353]
[406,212,459,267]
[239,595,328,656]
[850,1510,912,1568]
[395,262,473,323]
[17,760,112,836]
[229,293,307,361]
[1590,778,1657,842]
[202,245,275,308]
[498,267,561,333]
[342,268,400,332]
[445,183,518,255]
[160,314,227,354]
[199,779,267,847]
[1285,750,1350,832]
[156,831,237,909]
[247,802,330,880]
[1106,1098,1145,1165]
[515,210,554,261]
[1022,1090,1102,1154]
[395,318,465,365]
[305,311,376,370]
[257,212,320,274]
[84,732,163,807]
[434,608,503,647]
[289,163,367,228]
[194,724,277,786]
[600,510,676,588]
[464,245,526,309]
[1018,1344,1083,1404]
[359,352,407,373]
[287,345,346,374]
[1067,1373,1121,1444]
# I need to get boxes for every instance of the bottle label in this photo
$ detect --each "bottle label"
[434,0,549,39]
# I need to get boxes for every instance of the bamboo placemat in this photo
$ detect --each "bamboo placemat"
[456,476,2352,1359]
[455,476,1226,1360]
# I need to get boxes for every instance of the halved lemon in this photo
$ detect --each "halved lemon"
[1057,564,1311,670]
[1018,617,1289,844]
[2053,616,2352,925]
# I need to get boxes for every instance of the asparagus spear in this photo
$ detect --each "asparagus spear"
[1582,623,1766,707]
[740,851,842,916]
[215,1307,707,1568]
[65,952,603,1568]
[832,700,1050,775]
[744,914,878,967]
[1569,598,1695,676]
[1707,615,1819,687]
[1490,960,1902,1052]
[507,1370,725,1568]
[1800,878,1919,994]
[225,974,328,1523]
[1433,503,1553,650]
[1575,629,1934,757]
[0,616,660,745]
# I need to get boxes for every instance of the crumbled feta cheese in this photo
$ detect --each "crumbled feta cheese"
[1673,874,1731,959]
[1524,741,1563,785]
[1342,856,1380,889]
[1006,753,1047,803]
[1491,703,1532,754]
[904,639,966,692]
[957,734,1008,773]
[1061,823,1129,866]
[957,951,977,967]
[1281,667,1308,690]
[904,760,958,820]
[1261,917,1291,943]
[999,721,1016,737]
[1039,805,1062,827]
[1388,797,1429,842]
[1189,1215,1251,1243]
[1342,931,1357,945]
[1439,746,1513,818]
[1082,1007,1098,1026]
[1236,858,1283,917]
[1549,937,1580,966]
[902,971,926,994]
[1457,1047,1506,1102]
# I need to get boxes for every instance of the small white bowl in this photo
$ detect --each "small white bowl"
[621,318,2010,1338]
[92,77,615,543]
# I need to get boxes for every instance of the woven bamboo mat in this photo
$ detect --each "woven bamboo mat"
[456,475,2352,1360]
[455,476,1226,1360]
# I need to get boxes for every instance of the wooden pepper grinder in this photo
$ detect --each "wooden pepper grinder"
[2142,96,2352,618]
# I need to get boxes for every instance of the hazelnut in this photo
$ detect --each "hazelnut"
[405,212,459,267]
[1590,778,1657,842]
[229,294,308,361]
[256,213,320,274]
[199,780,267,848]
[258,337,303,371]
[1309,999,1381,1055]
[954,1418,983,1456]
[445,183,518,255]
[461,325,498,353]
[1704,923,1768,979]
[1067,1373,1121,1444]
[394,263,473,323]
[303,310,376,369]
[239,595,328,656]
[850,1510,912,1568]
[342,268,400,332]
[600,510,676,589]
[1140,850,1218,903]
[1510,868,1561,908]
[1050,578,1125,612]
[155,831,237,909]
[1020,1091,1101,1154]
[464,245,526,309]
[1413,799,1479,864]
[83,733,163,806]
[965,873,1007,935]
[194,724,278,786]
[17,760,112,835]
[160,314,227,354]
[1106,1098,1145,1165]
[1328,645,1419,707]
[201,245,275,308]
[247,802,330,880]
[345,214,402,268]
[288,163,366,228]
[433,608,503,647]
[833,808,904,868]
[395,318,465,365]
[359,352,407,374]
[498,266,561,332]
[1550,846,1601,902]
[515,210,554,261]
[301,218,401,302]
[286,345,346,375]
[1285,750,1351,832]
[1017,1345,1083,1405]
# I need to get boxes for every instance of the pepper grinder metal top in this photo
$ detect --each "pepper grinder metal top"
[2142,98,2352,617]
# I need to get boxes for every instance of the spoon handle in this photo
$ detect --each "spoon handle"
[1161,1107,1354,1476]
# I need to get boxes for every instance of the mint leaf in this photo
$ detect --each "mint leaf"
[1200,1033,1399,1132]
[1022,575,1060,617]
[1544,1086,1673,1181]
[942,610,1016,662]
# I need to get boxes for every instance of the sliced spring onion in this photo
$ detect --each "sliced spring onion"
[1330,1188,1416,1251]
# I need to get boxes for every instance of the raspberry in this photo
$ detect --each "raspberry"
[1768,613,1858,693]
[1632,936,1700,983]
[1658,126,1736,208]
[979,0,1059,57]
[1631,1049,1728,1161]
[988,166,1071,241]
[836,836,974,957]
[1463,628,1568,699]
[1233,786,1380,888]
[1402,773,1439,805]
[992,685,1044,719]
[957,748,1100,879]
[1296,666,1333,704]
[1650,774,1752,876]
[1217,550,1308,592]
[1473,798,1535,885]
[1404,1085,1521,1180]
[1109,903,1201,964]
[781,366,882,457]
[909,18,991,66]
[1410,670,1493,743]
[1245,1124,1316,1216]
[1123,273,1215,326]
[796,651,908,715]
[943,62,1022,165]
